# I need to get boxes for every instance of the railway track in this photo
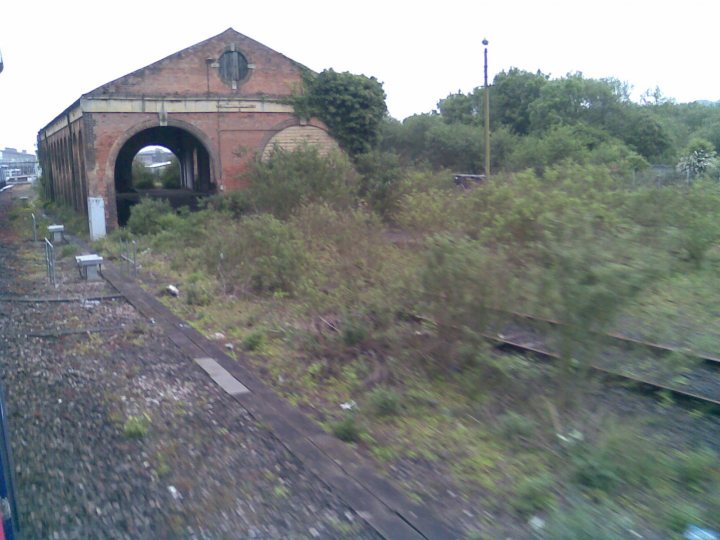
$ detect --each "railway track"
[486,310,720,409]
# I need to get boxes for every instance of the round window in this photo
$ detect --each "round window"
[218,50,249,85]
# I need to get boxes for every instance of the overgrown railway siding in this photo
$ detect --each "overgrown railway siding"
[0,189,388,539]
[489,313,720,410]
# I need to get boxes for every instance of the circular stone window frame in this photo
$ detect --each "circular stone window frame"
[217,45,253,90]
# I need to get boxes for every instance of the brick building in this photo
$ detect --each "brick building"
[0,147,38,182]
[37,28,338,228]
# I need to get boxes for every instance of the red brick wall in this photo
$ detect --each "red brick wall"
[40,29,334,228]
[93,29,303,99]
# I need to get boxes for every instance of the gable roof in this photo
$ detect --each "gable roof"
[85,28,309,99]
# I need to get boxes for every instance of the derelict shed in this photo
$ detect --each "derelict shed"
[37,28,338,230]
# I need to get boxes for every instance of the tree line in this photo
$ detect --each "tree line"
[298,67,720,183]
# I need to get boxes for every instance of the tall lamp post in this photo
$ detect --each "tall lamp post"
[483,38,490,178]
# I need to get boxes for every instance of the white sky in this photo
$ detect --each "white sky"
[1,0,718,153]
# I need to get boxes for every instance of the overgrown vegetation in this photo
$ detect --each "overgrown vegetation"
[86,67,720,539]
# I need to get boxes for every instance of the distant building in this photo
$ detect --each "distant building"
[135,147,174,167]
[37,28,339,228]
[0,147,38,182]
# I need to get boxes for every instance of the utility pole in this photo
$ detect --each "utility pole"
[483,39,490,178]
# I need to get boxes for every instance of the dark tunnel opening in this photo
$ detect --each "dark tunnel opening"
[114,126,215,226]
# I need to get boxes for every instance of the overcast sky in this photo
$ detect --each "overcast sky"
[1,0,718,153]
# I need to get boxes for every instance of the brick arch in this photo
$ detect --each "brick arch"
[106,117,218,187]
[259,118,339,160]
[107,118,218,227]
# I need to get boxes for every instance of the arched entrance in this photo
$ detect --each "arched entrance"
[114,125,215,225]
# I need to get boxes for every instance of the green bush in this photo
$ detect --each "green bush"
[127,198,179,236]
[204,213,309,295]
[123,413,151,439]
[664,502,703,533]
[203,191,252,218]
[332,415,361,443]
[511,472,554,515]
[245,145,359,219]
[342,316,369,346]
[420,234,511,340]
[354,150,405,218]
[394,188,468,235]
[672,447,717,490]
[243,331,266,351]
[543,501,634,540]
[367,387,402,417]
[571,421,664,494]
[289,202,401,321]
[160,160,181,189]
[498,412,536,442]
[59,244,78,259]
[185,272,214,306]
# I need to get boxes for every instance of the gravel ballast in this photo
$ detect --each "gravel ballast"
[0,192,380,539]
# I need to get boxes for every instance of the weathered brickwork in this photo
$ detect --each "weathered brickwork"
[261,125,340,160]
[37,28,335,228]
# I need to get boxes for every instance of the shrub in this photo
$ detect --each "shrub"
[123,413,151,439]
[543,501,634,540]
[127,198,178,236]
[511,472,555,515]
[420,234,512,340]
[672,447,717,491]
[394,189,469,235]
[367,387,402,417]
[332,415,361,443]
[498,412,536,442]
[245,145,359,219]
[570,420,664,494]
[342,316,369,346]
[59,244,78,259]
[664,502,703,533]
[204,213,309,295]
[185,272,214,306]
[243,331,266,351]
[354,150,405,218]
[203,191,252,218]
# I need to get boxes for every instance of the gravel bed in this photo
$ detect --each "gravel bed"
[0,193,379,539]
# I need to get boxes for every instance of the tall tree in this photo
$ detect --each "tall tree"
[491,68,548,135]
[293,69,388,158]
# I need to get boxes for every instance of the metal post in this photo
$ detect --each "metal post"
[483,38,490,179]
[132,240,137,275]
[44,238,56,287]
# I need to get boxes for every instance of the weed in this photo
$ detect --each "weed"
[185,272,214,306]
[543,500,635,540]
[306,361,323,379]
[123,413,151,439]
[498,411,536,442]
[272,484,289,498]
[570,420,664,494]
[59,244,78,259]
[243,331,266,351]
[332,415,362,443]
[371,446,398,462]
[664,502,703,532]
[367,387,402,417]
[672,447,716,491]
[342,317,369,347]
[154,452,171,476]
[511,472,555,515]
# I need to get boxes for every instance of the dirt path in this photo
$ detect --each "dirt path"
[0,188,388,539]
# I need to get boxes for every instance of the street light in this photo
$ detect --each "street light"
[483,39,490,178]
